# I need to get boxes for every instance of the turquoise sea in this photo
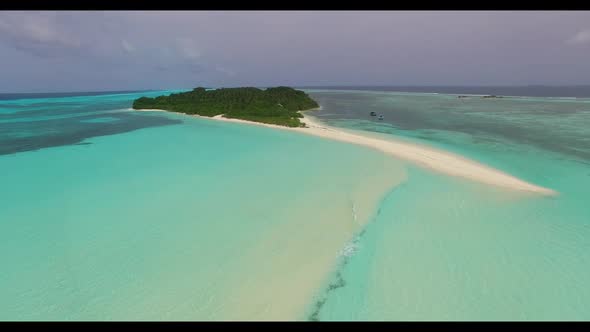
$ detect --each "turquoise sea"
[305,90,590,321]
[1,88,589,320]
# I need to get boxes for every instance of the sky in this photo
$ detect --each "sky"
[1,11,590,92]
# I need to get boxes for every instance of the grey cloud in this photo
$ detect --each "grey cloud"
[175,37,201,60]
[153,61,207,74]
[0,12,82,58]
[1,11,590,92]
[566,29,590,45]
[121,39,136,53]
[215,66,236,77]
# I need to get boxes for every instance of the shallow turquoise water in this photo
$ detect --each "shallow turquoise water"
[304,90,590,320]
[1,89,589,320]
[0,91,405,320]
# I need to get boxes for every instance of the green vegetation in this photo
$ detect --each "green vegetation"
[132,87,319,127]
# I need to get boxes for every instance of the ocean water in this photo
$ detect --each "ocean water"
[2,88,589,320]
[303,89,590,320]
[0,90,406,320]
[297,85,590,98]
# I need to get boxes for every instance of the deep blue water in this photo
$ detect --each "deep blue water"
[0,90,187,156]
[0,90,157,101]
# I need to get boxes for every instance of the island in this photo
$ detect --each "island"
[132,86,319,127]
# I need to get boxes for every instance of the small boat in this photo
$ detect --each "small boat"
[370,111,377,116]
[378,115,384,120]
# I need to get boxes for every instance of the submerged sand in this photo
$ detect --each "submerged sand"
[212,114,555,195]
[135,109,556,195]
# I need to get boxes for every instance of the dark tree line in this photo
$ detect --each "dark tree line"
[133,87,319,127]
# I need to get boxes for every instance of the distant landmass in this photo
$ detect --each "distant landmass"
[133,87,319,127]
[458,95,502,99]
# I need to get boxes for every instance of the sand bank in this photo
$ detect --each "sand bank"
[136,109,556,195]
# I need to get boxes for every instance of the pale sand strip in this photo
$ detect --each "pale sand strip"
[136,109,556,195]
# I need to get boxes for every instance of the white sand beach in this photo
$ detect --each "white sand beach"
[136,109,556,195]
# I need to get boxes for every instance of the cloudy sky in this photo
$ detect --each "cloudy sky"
[1,11,590,92]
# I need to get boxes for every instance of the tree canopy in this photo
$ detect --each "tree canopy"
[133,86,319,127]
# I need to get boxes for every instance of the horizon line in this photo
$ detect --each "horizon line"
[4,84,590,95]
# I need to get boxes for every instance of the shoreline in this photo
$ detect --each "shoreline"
[134,108,556,195]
